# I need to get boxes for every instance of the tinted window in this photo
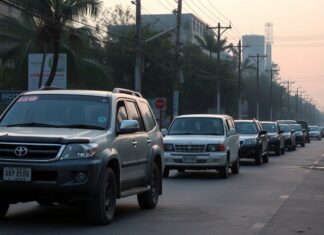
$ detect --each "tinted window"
[126,101,144,132]
[0,94,109,129]
[279,124,291,133]
[235,122,258,134]
[168,117,224,135]
[261,123,278,133]
[309,126,319,131]
[290,124,302,131]
[138,101,157,131]
[116,101,128,129]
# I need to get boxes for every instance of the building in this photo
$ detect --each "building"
[242,35,266,73]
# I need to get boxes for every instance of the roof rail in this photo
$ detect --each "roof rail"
[38,86,64,91]
[113,88,143,98]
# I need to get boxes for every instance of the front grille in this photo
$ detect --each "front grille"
[0,143,63,161]
[174,144,206,152]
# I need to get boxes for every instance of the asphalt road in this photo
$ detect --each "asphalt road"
[1,140,324,235]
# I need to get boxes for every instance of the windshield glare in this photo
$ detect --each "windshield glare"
[168,117,224,135]
[261,123,277,133]
[235,122,258,134]
[0,94,110,129]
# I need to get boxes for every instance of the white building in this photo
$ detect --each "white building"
[242,35,266,73]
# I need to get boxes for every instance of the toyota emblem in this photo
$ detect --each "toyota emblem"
[14,146,28,157]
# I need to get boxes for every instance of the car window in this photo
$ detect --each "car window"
[261,123,278,133]
[235,122,258,134]
[138,101,157,131]
[279,124,291,133]
[126,100,144,132]
[168,117,224,135]
[116,101,128,130]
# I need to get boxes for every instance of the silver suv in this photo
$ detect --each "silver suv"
[163,114,240,179]
[0,88,164,225]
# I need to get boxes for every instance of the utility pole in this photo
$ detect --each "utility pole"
[266,66,279,120]
[173,0,182,119]
[232,40,248,119]
[207,22,231,114]
[134,0,142,92]
[283,80,295,119]
[249,54,267,120]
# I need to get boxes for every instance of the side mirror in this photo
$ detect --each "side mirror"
[259,130,267,135]
[117,120,139,134]
[278,130,284,134]
[229,128,237,136]
[291,130,296,134]
[161,128,168,137]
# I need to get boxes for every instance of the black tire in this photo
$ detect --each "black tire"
[163,168,169,178]
[138,162,160,209]
[254,151,262,166]
[262,152,269,163]
[219,158,229,179]
[301,142,305,147]
[275,144,281,156]
[0,202,9,219]
[86,168,117,225]
[231,159,240,174]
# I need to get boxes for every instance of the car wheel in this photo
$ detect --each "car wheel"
[86,167,116,225]
[138,162,160,209]
[275,144,281,156]
[163,168,170,178]
[219,158,229,179]
[254,151,262,166]
[301,142,305,147]
[262,151,269,163]
[231,159,240,174]
[0,202,9,219]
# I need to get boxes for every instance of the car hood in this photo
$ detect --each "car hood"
[0,127,106,144]
[163,135,226,144]
[238,134,258,141]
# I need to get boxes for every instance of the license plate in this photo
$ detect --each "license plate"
[183,156,197,163]
[3,167,32,182]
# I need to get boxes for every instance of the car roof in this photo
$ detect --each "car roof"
[234,119,258,123]
[175,114,232,119]
[260,121,276,124]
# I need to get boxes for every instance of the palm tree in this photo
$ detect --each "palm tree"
[14,0,101,86]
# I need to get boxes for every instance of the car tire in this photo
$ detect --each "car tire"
[231,159,240,174]
[86,167,116,225]
[275,144,281,156]
[0,202,9,219]
[301,142,305,147]
[138,162,160,209]
[219,158,229,179]
[262,151,269,163]
[254,151,262,166]
[163,168,170,178]
[281,146,285,155]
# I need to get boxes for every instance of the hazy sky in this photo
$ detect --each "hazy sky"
[105,0,324,111]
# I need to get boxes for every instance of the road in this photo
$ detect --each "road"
[1,141,324,235]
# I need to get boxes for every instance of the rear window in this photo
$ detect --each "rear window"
[0,94,110,129]
[235,122,258,134]
[261,123,278,133]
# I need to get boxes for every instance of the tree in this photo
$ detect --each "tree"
[14,0,101,86]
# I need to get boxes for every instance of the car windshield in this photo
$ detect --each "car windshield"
[261,123,277,133]
[0,94,110,130]
[309,126,319,131]
[235,122,258,134]
[168,117,224,135]
[290,124,302,131]
[279,125,291,133]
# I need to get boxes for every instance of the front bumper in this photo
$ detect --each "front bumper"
[0,158,102,203]
[268,139,280,151]
[239,144,258,159]
[164,152,227,170]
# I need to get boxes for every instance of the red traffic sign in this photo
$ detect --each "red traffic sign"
[155,98,166,110]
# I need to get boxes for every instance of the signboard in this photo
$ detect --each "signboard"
[28,53,67,90]
[148,98,167,127]
[155,98,167,111]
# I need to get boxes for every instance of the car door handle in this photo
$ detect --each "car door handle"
[147,139,152,144]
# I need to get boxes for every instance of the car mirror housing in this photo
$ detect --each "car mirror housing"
[259,130,267,135]
[117,120,139,134]
[229,128,237,136]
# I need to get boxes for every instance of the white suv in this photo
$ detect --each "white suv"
[162,114,240,179]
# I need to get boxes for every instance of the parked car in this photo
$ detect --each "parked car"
[308,125,322,140]
[261,121,285,155]
[276,120,297,125]
[162,114,240,179]
[278,124,297,151]
[234,120,269,165]
[0,88,164,225]
[290,124,306,147]
[319,126,324,138]
[296,120,311,143]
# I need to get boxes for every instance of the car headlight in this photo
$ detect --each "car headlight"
[243,139,257,145]
[164,144,175,152]
[60,143,98,160]
[207,144,225,152]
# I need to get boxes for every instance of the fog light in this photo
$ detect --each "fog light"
[75,172,87,183]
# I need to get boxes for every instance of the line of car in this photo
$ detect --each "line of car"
[161,115,322,178]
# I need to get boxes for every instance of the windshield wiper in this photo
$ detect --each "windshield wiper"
[5,122,58,128]
[57,124,105,130]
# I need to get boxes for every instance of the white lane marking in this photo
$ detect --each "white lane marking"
[305,170,310,174]
[314,161,319,164]
[251,222,266,230]
[280,195,289,199]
